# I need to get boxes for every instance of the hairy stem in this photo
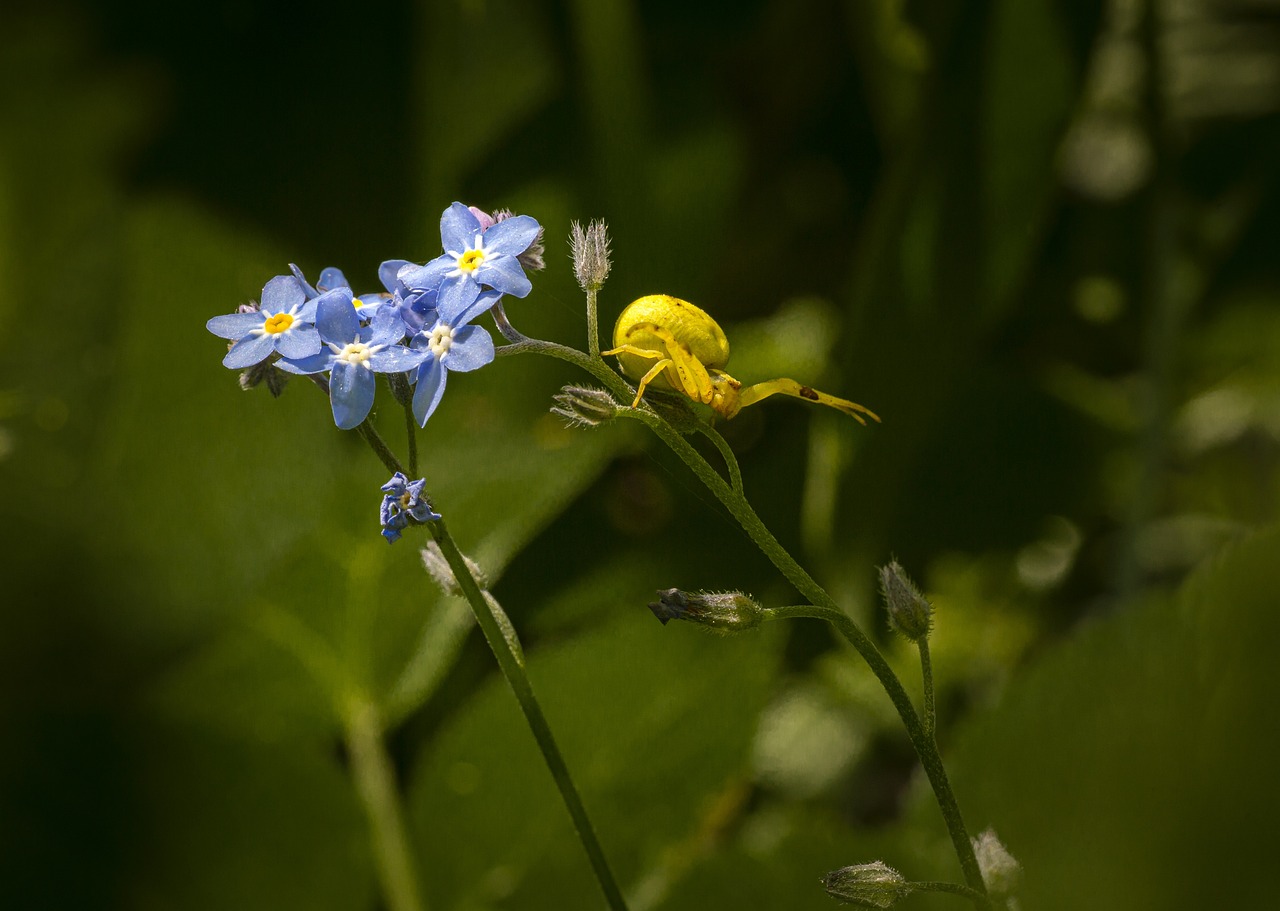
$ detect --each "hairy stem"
[919,636,937,741]
[426,519,629,911]
[402,399,419,478]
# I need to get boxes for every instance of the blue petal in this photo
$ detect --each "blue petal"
[436,276,482,324]
[273,323,322,359]
[277,351,334,375]
[317,267,348,293]
[440,202,482,254]
[370,305,407,346]
[223,333,275,369]
[398,256,452,293]
[371,344,424,373]
[207,311,264,340]
[484,215,541,256]
[261,274,307,312]
[441,325,494,373]
[412,360,448,426]
[330,361,376,430]
[316,288,361,344]
[289,264,319,298]
[451,288,501,328]
[379,259,410,293]
[477,254,532,298]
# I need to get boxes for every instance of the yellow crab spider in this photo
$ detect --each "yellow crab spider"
[602,294,881,424]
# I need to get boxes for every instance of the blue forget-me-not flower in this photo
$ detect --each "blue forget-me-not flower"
[278,286,421,429]
[408,284,500,427]
[206,272,321,368]
[379,472,440,543]
[398,202,542,319]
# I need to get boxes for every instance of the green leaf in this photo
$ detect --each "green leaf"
[904,527,1280,910]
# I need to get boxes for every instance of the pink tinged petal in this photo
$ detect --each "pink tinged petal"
[442,325,494,373]
[223,333,276,369]
[260,274,306,312]
[412,360,448,426]
[468,206,496,229]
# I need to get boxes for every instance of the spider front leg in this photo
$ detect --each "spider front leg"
[600,343,675,407]
[737,378,881,425]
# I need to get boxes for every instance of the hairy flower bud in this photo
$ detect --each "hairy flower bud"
[879,560,932,641]
[570,219,612,292]
[648,588,764,633]
[822,861,911,907]
[420,540,488,596]
[550,385,621,427]
[972,829,1021,897]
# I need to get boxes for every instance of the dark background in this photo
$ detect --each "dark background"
[3,0,1279,909]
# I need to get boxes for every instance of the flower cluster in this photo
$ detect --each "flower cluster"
[206,202,543,430]
[379,472,441,543]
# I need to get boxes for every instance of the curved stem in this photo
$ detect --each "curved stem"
[345,699,427,911]
[695,423,743,495]
[426,519,629,911]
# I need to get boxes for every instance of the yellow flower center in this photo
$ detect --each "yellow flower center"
[263,312,294,334]
[458,249,486,273]
[399,491,414,509]
[352,296,364,310]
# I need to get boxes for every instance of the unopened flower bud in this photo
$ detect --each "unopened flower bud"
[822,861,911,907]
[570,219,612,292]
[421,540,488,596]
[550,385,621,427]
[879,561,932,641]
[972,829,1020,897]
[648,588,764,633]
[238,357,288,397]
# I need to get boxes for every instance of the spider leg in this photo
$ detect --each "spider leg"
[736,378,881,425]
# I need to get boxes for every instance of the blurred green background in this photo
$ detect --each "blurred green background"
[3,0,1279,908]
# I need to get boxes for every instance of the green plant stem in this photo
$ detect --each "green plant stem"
[912,881,986,901]
[919,636,937,742]
[764,606,984,907]
[426,518,629,911]
[403,399,419,478]
[345,699,426,911]
[695,423,743,494]
[357,420,405,475]
[503,339,988,906]
[587,287,601,359]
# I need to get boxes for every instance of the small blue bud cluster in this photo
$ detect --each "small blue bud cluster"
[379,472,441,543]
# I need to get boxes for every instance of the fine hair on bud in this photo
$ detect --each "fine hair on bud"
[421,541,489,597]
[647,588,764,634]
[570,219,612,292]
[550,385,621,428]
[972,828,1021,897]
[879,559,933,641]
[822,861,911,907]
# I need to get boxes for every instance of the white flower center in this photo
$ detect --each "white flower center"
[333,341,382,367]
[429,324,456,359]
